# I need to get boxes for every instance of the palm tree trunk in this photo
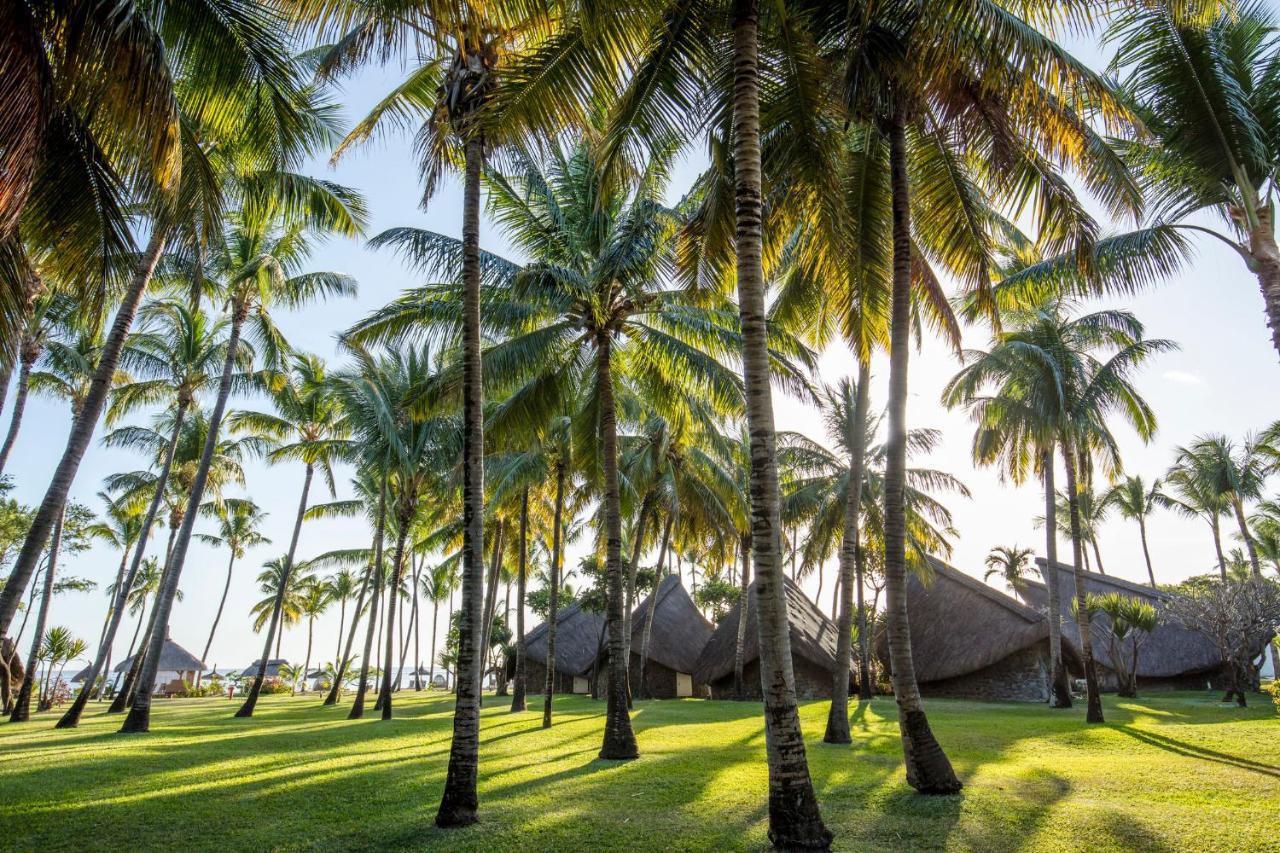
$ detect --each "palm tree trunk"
[511,488,529,712]
[1138,516,1157,588]
[0,352,34,478]
[436,127,487,830]
[1062,441,1104,724]
[854,531,872,699]
[325,563,371,706]
[377,510,411,720]
[58,397,190,728]
[121,304,243,733]
[640,513,672,701]
[1247,220,1280,363]
[480,521,505,702]
[542,461,565,728]
[733,530,751,700]
[349,475,388,718]
[1210,514,1227,579]
[883,101,961,794]
[9,507,62,722]
[238,462,314,717]
[731,0,832,842]
[1231,497,1262,577]
[301,617,314,696]
[596,336,638,759]
[825,359,870,743]
[411,556,422,690]
[93,548,130,701]
[1043,447,1071,708]
[429,595,440,690]
[335,598,346,675]
[622,494,651,709]
[201,548,238,665]
[0,229,165,639]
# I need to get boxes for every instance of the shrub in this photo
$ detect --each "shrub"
[258,677,291,695]
[1264,680,1280,705]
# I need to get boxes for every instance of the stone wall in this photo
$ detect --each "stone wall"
[517,659,579,695]
[919,643,1052,703]
[709,657,836,700]
[629,654,709,699]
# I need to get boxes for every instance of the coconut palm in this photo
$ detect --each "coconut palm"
[1104,476,1171,588]
[81,489,146,700]
[944,302,1172,725]
[8,507,66,722]
[235,353,351,717]
[1161,460,1232,578]
[122,191,363,734]
[37,627,86,711]
[294,579,332,695]
[1174,435,1269,578]
[0,292,75,478]
[197,498,270,664]
[325,570,359,675]
[983,547,1036,596]
[250,556,314,652]
[1039,486,1111,575]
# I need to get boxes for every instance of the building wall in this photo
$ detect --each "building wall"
[919,644,1052,703]
[709,657,837,701]
[515,659,579,695]
[629,654,708,699]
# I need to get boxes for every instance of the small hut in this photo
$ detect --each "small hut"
[514,602,607,695]
[598,575,714,699]
[875,556,1080,702]
[694,577,850,700]
[113,636,206,696]
[1020,560,1224,690]
[240,658,290,680]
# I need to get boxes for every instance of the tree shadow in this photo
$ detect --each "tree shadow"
[1115,725,1280,778]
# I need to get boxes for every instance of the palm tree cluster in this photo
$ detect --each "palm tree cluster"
[2,1,1279,849]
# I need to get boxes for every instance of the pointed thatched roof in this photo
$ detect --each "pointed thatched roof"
[240,658,290,678]
[1021,560,1223,678]
[623,575,714,673]
[522,602,607,676]
[113,637,206,674]
[694,576,843,685]
[70,665,93,683]
[875,556,1078,682]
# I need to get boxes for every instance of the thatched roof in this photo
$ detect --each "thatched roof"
[240,658,290,678]
[1020,560,1223,677]
[875,556,1075,682]
[113,637,205,674]
[622,575,714,673]
[70,665,93,683]
[522,602,607,676]
[694,577,843,685]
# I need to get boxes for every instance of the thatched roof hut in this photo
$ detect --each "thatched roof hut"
[694,576,848,700]
[875,556,1080,702]
[600,575,714,698]
[238,658,290,679]
[1021,560,1224,688]
[516,602,607,695]
[113,636,206,694]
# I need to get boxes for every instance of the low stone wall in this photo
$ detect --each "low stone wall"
[710,657,837,700]
[919,643,1051,703]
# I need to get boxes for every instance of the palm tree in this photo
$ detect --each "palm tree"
[122,192,362,734]
[82,489,145,700]
[235,353,351,717]
[422,563,456,692]
[1104,476,1169,588]
[983,547,1036,596]
[57,301,232,728]
[0,24,338,648]
[196,498,270,664]
[944,302,1172,725]
[1006,3,1280,363]
[1040,486,1111,575]
[250,556,313,654]
[295,579,332,695]
[325,570,359,676]
[1174,435,1268,577]
[0,292,74,478]
[8,506,66,722]
[1161,460,1232,578]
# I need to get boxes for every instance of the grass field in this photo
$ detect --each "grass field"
[1,689,1276,851]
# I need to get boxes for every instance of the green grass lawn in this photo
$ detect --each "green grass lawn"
[1,689,1276,851]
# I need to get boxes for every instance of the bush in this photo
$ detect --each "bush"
[178,682,218,698]
[1264,680,1280,705]
[258,677,291,695]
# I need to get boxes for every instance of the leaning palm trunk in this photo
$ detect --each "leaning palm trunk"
[9,508,63,722]
[1138,516,1157,588]
[622,492,653,708]
[854,534,872,699]
[825,360,870,743]
[0,231,165,639]
[883,103,961,794]
[59,399,191,728]
[639,513,672,701]
[120,302,244,733]
[1042,447,1071,708]
[437,125,488,828]
[542,461,565,727]
[1210,515,1227,580]
[597,337,638,760]
[1247,218,1280,362]
[202,547,239,665]
[1230,497,1262,577]
[480,521,505,705]
[733,530,750,699]
[731,0,832,843]
[109,607,152,713]
[349,477,388,718]
[511,488,529,712]
[238,464,315,717]
[325,566,370,705]
[94,548,130,701]
[0,350,35,478]
[376,511,411,720]
[1062,441,1103,724]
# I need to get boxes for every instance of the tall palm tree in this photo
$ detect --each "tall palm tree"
[196,498,270,664]
[8,506,65,722]
[944,302,1172,725]
[983,546,1036,595]
[0,24,340,647]
[122,193,362,734]
[325,569,359,674]
[250,556,313,654]
[295,579,332,694]
[1161,460,1232,578]
[1006,3,1280,363]
[235,354,351,717]
[0,291,74,478]
[1174,435,1268,577]
[82,490,146,700]
[1104,476,1168,588]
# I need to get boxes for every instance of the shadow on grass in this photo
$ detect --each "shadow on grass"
[1116,725,1280,778]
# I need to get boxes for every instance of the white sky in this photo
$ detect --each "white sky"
[7,25,1280,677]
